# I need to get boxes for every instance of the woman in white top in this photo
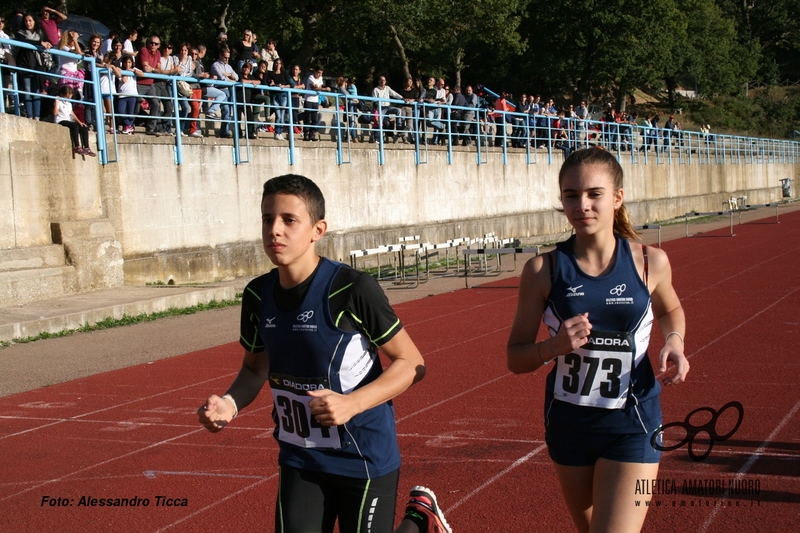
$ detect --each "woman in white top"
[115,55,140,134]
[57,30,84,95]
[54,85,94,156]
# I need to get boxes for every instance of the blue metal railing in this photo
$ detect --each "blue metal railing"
[2,37,799,168]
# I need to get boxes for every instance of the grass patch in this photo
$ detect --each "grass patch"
[5,297,241,346]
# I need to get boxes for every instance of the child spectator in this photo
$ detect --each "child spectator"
[54,85,95,156]
[115,55,140,134]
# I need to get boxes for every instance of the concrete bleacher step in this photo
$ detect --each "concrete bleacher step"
[0,245,77,308]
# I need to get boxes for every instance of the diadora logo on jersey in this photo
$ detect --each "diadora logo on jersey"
[566,285,585,297]
[293,310,318,332]
[280,379,327,392]
[264,317,276,328]
[588,336,631,347]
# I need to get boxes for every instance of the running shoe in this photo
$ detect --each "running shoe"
[189,130,203,138]
[404,486,452,533]
[83,149,97,157]
[206,111,219,120]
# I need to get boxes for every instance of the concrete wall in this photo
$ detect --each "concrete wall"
[2,112,797,297]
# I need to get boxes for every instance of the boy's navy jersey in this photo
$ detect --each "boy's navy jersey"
[239,258,403,479]
[542,236,661,434]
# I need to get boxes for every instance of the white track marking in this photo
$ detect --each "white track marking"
[444,444,548,513]
[154,476,275,532]
[698,398,800,533]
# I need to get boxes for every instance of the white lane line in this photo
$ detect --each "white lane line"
[444,444,548,513]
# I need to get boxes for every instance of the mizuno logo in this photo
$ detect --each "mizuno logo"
[265,317,276,325]
[566,285,585,297]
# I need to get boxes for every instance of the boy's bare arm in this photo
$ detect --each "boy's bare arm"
[197,350,269,432]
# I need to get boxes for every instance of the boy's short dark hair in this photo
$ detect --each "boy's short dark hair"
[262,174,326,223]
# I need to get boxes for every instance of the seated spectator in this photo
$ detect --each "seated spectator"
[191,44,226,136]
[14,13,51,120]
[115,55,140,134]
[54,85,95,156]
[210,47,237,138]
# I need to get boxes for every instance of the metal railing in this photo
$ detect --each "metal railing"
[2,37,799,167]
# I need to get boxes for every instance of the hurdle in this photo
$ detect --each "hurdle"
[463,243,540,288]
[349,236,424,289]
[684,210,736,237]
[418,238,469,277]
[634,224,662,247]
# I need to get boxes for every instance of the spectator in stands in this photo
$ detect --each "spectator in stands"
[371,75,403,139]
[97,52,121,133]
[82,34,104,130]
[251,59,271,133]
[461,85,479,146]
[493,91,514,148]
[57,30,84,97]
[303,66,328,141]
[135,35,166,135]
[14,13,51,120]
[333,75,356,142]
[662,114,675,152]
[267,59,290,140]
[214,31,228,58]
[237,60,260,138]
[450,85,468,145]
[108,39,125,67]
[263,40,279,71]
[123,29,138,57]
[0,17,15,110]
[210,46,237,138]
[347,77,362,141]
[9,7,25,34]
[54,85,95,156]
[553,110,571,159]
[175,42,196,136]
[650,114,661,151]
[233,29,259,73]
[188,45,223,138]
[288,64,305,136]
[38,5,65,47]
[115,54,140,134]
[157,41,180,135]
[100,30,117,55]
[398,77,420,144]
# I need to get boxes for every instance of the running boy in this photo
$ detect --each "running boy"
[197,174,450,533]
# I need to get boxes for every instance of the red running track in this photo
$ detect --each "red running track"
[2,211,799,532]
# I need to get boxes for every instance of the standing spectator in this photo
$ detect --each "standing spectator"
[115,55,140,135]
[100,30,117,56]
[267,59,291,140]
[97,52,121,133]
[236,60,260,138]
[122,29,138,57]
[662,115,675,152]
[262,39,279,71]
[288,64,305,136]
[57,30,84,96]
[157,41,180,135]
[303,66,327,141]
[107,39,125,67]
[233,29,259,73]
[450,85,468,145]
[54,85,95,156]
[210,47,237,138]
[461,85,479,146]
[371,75,403,139]
[175,42,195,136]
[14,13,50,120]
[82,34,103,130]
[398,77,420,143]
[136,34,165,136]
[493,92,514,148]
[38,5,65,47]
[214,31,228,58]
[1,16,16,111]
